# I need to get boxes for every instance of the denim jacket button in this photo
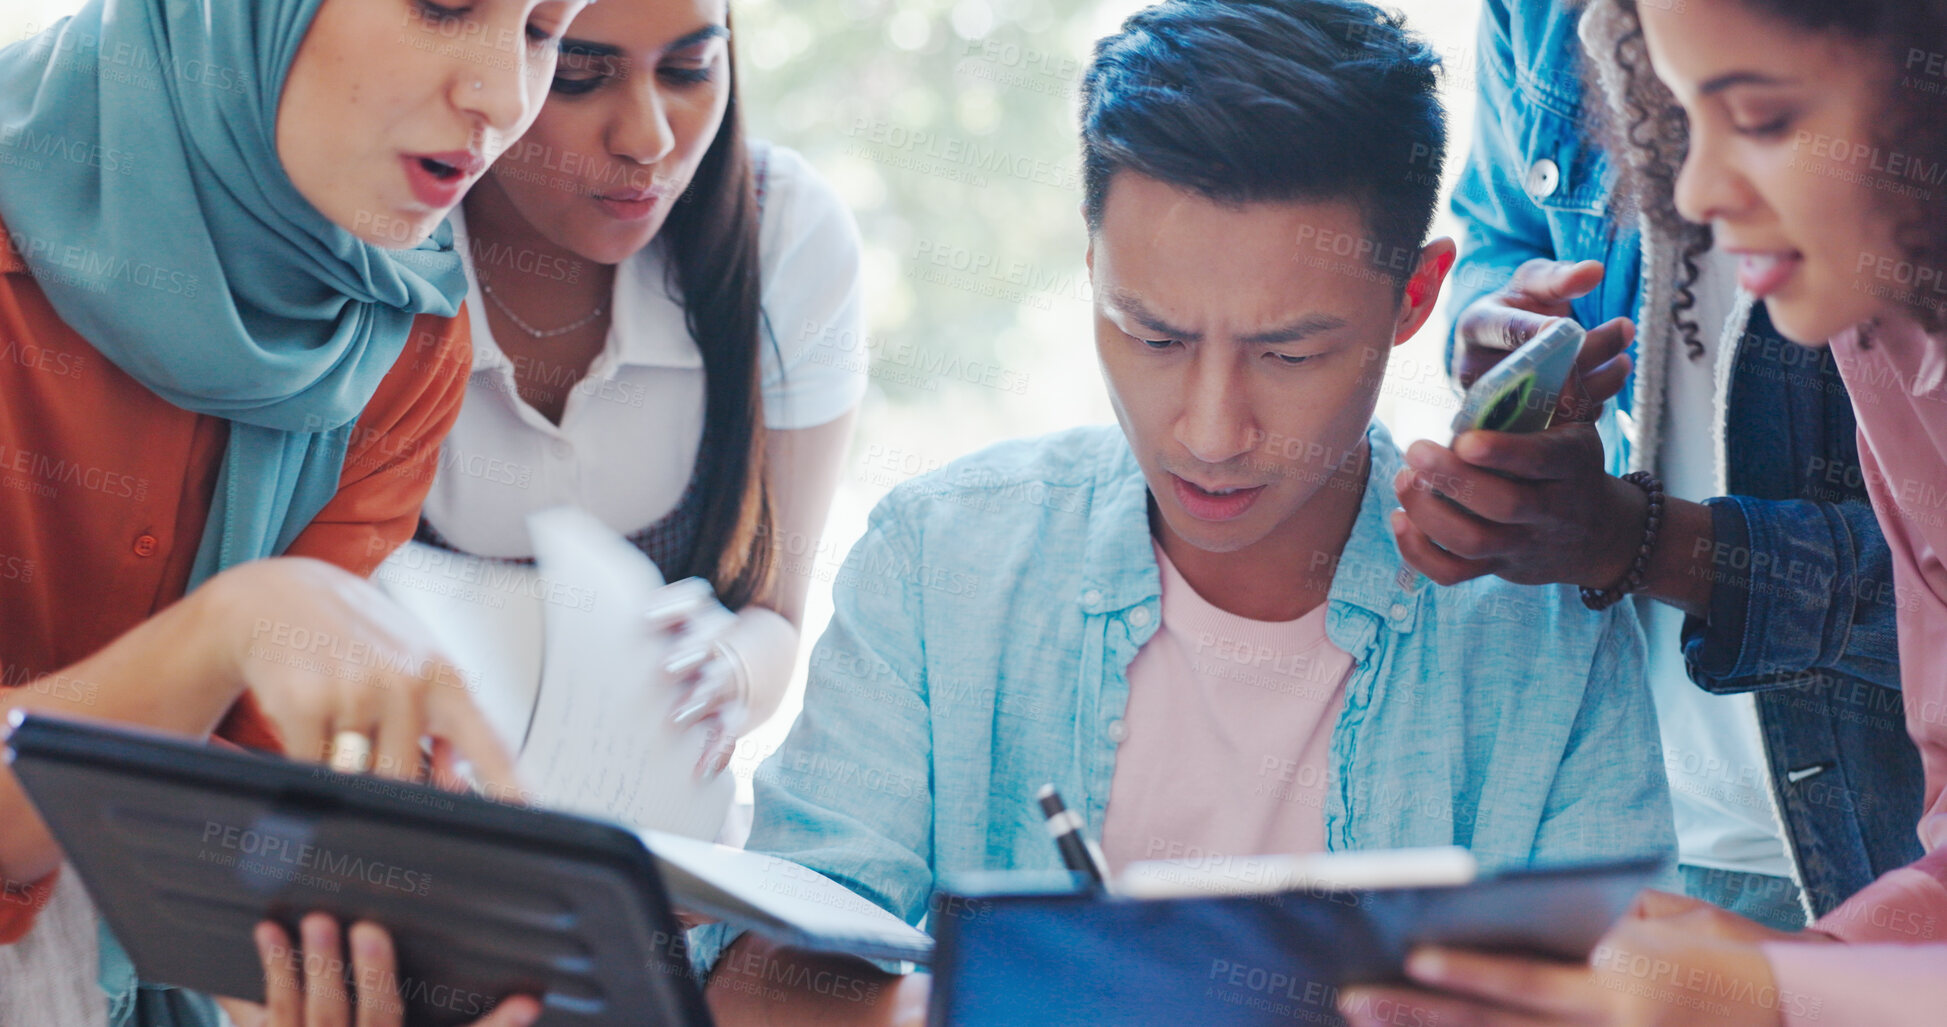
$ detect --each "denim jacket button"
[1107,719,1129,743]
[1128,607,1151,628]
[1081,588,1103,608]
[1389,602,1408,621]
[1526,158,1561,199]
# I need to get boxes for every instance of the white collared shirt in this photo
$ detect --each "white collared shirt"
[422,143,866,559]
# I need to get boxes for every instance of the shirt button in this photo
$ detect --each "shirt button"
[551,440,573,460]
[1526,158,1561,199]
[1389,602,1408,621]
[132,534,158,558]
[1127,607,1152,628]
[1107,719,1129,743]
[1081,588,1103,608]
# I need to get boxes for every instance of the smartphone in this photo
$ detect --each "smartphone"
[1451,318,1586,436]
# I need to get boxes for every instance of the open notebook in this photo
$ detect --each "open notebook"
[376,508,931,961]
[644,829,934,965]
[375,509,733,840]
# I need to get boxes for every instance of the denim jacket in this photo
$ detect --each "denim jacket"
[689,422,1675,975]
[1448,0,1924,914]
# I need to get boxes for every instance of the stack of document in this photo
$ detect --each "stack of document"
[376,509,733,839]
[377,508,930,961]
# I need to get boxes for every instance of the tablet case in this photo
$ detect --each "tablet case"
[6,713,714,1027]
[929,858,1661,1027]
[1450,317,1586,436]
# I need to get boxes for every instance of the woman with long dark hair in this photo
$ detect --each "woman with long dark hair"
[416,0,864,776]
[1343,0,1947,1022]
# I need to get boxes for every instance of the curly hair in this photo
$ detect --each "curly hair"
[1595,0,1947,343]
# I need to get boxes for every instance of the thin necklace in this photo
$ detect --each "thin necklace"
[479,278,604,338]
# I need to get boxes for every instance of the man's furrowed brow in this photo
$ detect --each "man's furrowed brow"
[1107,292,1199,341]
[1239,314,1350,346]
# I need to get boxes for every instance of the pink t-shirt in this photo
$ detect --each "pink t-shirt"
[1098,541,1354,875]
[1762,320,1947,1024]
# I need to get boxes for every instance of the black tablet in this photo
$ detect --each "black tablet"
[929,857,1663,1027]
[5,712,714,1027]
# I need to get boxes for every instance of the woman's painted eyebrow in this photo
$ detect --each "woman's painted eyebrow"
[558,24,728,60]
[1700,70,1798,96]
[662,24,730,53]
[559,38,623,59]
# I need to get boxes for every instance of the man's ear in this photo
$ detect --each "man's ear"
[1394,237,1457,345]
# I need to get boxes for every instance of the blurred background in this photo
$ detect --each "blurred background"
[4,0,1488,796]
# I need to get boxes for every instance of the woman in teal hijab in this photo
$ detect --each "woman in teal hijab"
[0,0,577,582]
[0,0,583,1024]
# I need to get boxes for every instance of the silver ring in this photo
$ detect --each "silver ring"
[328,730,374,774]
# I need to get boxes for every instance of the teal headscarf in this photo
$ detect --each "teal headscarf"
[0,0,470,589]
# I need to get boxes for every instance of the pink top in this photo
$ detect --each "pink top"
[1762,320,1947,1024]
[1099,541,1354,874]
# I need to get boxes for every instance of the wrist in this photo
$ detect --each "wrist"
[1581,474,1651,591]
[185,562,260,701]
[1580,472,1664,610]
[1635,497,1716,619]
[723,606,800,723]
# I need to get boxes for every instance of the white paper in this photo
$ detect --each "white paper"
[522,507,734,841]
[372,541,547,754]
[640,828,933,958]
[1116,846,1477,900]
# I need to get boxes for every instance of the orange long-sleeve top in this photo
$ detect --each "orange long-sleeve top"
[0,216,472,942]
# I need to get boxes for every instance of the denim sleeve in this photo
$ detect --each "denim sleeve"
[1533,599,1679,884]
[1445,0,1550,369]
[1682,496,1902,692]
[686,495,938,981]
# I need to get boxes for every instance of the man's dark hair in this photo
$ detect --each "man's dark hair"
[1080,0,1445,283]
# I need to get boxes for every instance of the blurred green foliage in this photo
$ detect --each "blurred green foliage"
[733,0,1125,411]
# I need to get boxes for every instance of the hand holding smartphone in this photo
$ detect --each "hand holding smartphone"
[1450,318,1586,436]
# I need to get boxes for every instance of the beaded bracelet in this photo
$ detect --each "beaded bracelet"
[1580,471,1665,612]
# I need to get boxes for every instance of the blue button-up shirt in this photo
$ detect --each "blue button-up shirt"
[690,421,1675,974]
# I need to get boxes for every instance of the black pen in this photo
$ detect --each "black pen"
[1037,783,1112,893]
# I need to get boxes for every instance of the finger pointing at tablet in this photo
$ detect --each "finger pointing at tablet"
[212,558,523,797]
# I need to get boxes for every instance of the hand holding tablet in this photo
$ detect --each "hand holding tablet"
[217,915,542,1027]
